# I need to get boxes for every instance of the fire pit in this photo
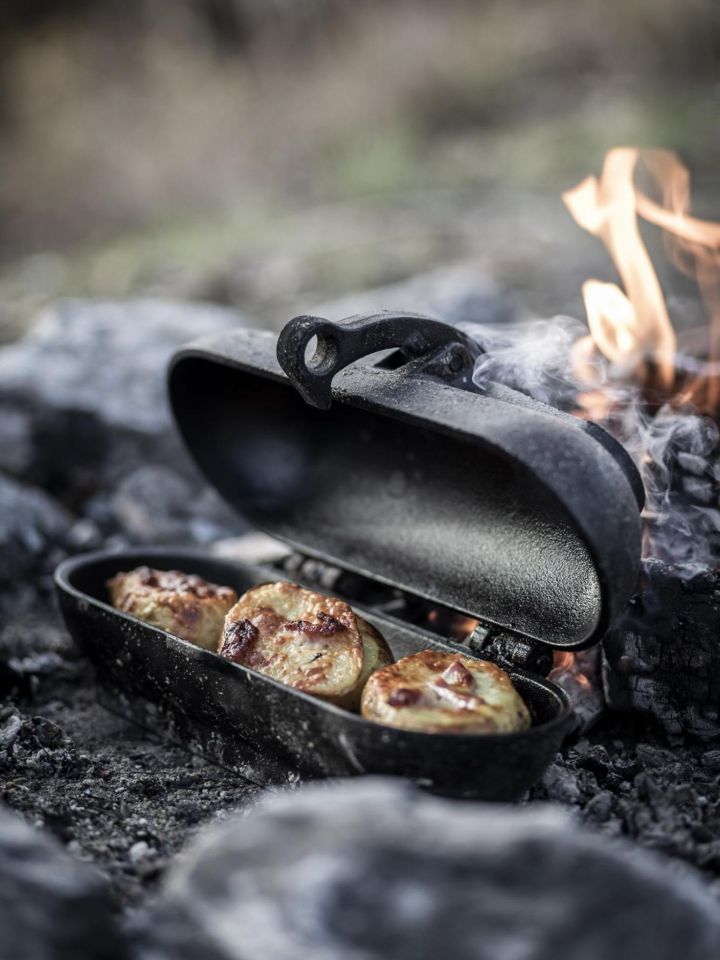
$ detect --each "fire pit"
[3,149,720,947]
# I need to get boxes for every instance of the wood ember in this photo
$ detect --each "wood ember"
[602,559,720,742]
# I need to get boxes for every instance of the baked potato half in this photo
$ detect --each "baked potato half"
[361,649,531,734]
[219,581,393,708]
[107,566,237,651]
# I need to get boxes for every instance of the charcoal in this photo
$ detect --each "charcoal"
[0,713,24,748]
[531,720,720,882]
[700,750,720,772]
[677,451,713,476]
[142,778,720,960]
[539,760,582,804]
[681,476,716,504]
[0,707,84,781]
[667,416,719,459]
[602,558,720,741]
[0,805,125,960]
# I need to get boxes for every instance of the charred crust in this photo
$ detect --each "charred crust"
[109,567,236,601]
[282,611,348,636]
[220,618,260,663]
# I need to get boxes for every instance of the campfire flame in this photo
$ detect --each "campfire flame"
[563,148,720,416]
[470,146,720,575]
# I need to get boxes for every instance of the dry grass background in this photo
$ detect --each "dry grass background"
[0,0,718,336]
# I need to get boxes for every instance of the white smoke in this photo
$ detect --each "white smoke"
[461,316,587,410]
[461,316,720,575]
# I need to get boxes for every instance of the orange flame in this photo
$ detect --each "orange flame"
[563,148,720,416]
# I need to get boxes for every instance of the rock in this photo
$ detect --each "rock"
[0,805,125,960]
[313,265,516,328]
[108,465,243,545]
[0,472,71,585]
[144,778,720,960]
[0,298,245,438]
[0,298,248,495]
[0,408,34,475]
[539,760,582,804]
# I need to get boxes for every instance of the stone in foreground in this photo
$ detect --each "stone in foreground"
[0,805,124,960]
[144,777,720,960]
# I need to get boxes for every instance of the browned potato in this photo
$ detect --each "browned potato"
[361,649,531,734]
[107,566,237,651]
[354,617,394,707]
[219,581,392,708]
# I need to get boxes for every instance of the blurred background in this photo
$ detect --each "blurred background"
[0,0,718,340]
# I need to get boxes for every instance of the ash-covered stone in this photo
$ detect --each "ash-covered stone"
[0,298,245,490]
[143,778,720,960]
[108,465,240,545]
[0,299,249,546]
[0,472,71,577]
[0,408,33,475]
[0,298,245,441]
[313,265,516,329]
[0,805,125,960]
[0,472,72,612]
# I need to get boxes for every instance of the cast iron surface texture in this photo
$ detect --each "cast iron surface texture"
[55,548,572,802]
[168,316,642,651]
[275,310,482,408]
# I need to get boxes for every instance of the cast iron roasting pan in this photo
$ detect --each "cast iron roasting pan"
[55,311,644,800]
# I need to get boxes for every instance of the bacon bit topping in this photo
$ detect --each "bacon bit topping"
[220,618,260,662]
[388,687,422,707]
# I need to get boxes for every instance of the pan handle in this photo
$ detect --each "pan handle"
[276,310,481,409]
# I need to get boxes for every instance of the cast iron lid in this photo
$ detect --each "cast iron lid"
[168,311,644,651]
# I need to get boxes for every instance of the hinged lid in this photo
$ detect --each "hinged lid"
[168,311,643,650]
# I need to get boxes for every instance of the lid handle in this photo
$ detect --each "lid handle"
[277,310,481,409]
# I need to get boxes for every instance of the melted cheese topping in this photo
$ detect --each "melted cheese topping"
[107,566,237,651]
[361,649,531,734]
[220,581,387,707]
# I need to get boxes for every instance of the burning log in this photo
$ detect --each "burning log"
[602,559,720,742]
